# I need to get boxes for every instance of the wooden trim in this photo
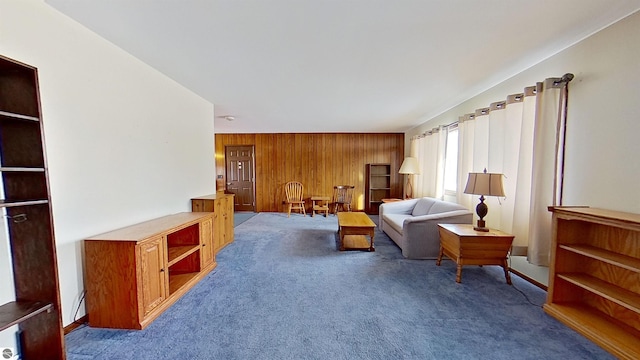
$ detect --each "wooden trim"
[63,315,87,334]
[509,267,548,291]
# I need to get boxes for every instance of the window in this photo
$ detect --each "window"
[443,126,458,195]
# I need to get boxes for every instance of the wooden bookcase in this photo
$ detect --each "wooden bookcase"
[84,212,216,329]
[191,193,235,253]
[0,56,66,359]
[545,206,640,360]
[365,164,391,214]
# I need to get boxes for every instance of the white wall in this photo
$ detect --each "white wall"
[408,10,640,215]
[0,1,216,345]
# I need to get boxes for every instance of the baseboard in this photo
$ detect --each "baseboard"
[510,268,548,291]
[64,315,87,334]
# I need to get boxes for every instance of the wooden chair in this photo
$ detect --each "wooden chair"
[333,185,355,213]
[285,181,306,217]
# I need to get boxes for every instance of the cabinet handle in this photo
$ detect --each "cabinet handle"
[160,268,165,272]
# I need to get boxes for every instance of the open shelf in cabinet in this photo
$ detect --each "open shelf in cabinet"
[168,268,200,295]
[559,244,640,272]
[556,273,640,313]
[166,222,201,294]
[167,245,200,266]
[0,62,40,118]
[546,206,640,360]
[166,222,200,265]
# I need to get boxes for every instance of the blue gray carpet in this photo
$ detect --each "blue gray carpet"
[65,212,613,359]
[234,211,257,227]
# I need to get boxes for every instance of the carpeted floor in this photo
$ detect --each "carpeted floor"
[65,212,613,359]
[234,211,257,227]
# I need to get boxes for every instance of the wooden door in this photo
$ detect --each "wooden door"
[139,236,167,316]
[200,217,214,267]
[225,145,255,211]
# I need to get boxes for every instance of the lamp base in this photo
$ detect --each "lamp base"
[474,219,490,232]
[404,176,413,199]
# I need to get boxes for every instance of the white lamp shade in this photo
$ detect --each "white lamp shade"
[464,172,505,197]
[399,157,420,175]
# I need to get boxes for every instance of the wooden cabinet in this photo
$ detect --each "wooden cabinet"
[365,164,392,214]
[0,55,65,359]
[545,206,640,360]
[84,212,215,329]
[191,193,235,253]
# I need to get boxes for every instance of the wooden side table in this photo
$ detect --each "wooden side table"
[436,223,514,284]
[311,196,330,217]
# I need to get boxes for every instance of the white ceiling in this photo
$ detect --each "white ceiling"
[45,0,640,133]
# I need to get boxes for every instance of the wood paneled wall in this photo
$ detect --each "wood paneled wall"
[215,133,405,212]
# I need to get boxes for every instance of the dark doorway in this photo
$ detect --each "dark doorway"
[225,145,255,211]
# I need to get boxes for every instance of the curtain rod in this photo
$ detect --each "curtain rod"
[410,73,574,141]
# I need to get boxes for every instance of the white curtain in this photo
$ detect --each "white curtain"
[453,77,570,266]
[410,125,447,199]
[527,79,567,265]
[456,114,476,210]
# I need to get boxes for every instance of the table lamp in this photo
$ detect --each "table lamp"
[399,157,420,199]
[463,169,505,232]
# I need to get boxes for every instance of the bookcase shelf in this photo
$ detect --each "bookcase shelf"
[0,54,65,359]
[0,110,39,122]
[546,206,640,360]
[167,245,200,266]
[365,164,392,214]
[0,301,53,332]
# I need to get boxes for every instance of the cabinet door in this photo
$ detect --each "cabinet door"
[139,236,167,316]
[224,196,234,246]
[214,198,224,252]
[200,217,214,267]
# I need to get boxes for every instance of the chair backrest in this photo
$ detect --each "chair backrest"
[333,185,354,203]
[285,181,304,201]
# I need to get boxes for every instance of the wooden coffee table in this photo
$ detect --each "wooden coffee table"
[436,223,514,284]
[337,212,376,251]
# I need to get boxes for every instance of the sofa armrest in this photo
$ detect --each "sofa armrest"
[379,199,418,215]
[379,199,418,227]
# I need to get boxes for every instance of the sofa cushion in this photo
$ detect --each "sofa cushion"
[428,200,468,214]
[382,213,412,234]
[411,198,436,216]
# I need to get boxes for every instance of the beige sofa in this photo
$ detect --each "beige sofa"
[379,197,473,259]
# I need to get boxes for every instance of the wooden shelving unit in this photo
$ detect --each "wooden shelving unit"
[84,212,216,329]
[365,164,391,214]
[0,55,65,359]
[546,206,640,360]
